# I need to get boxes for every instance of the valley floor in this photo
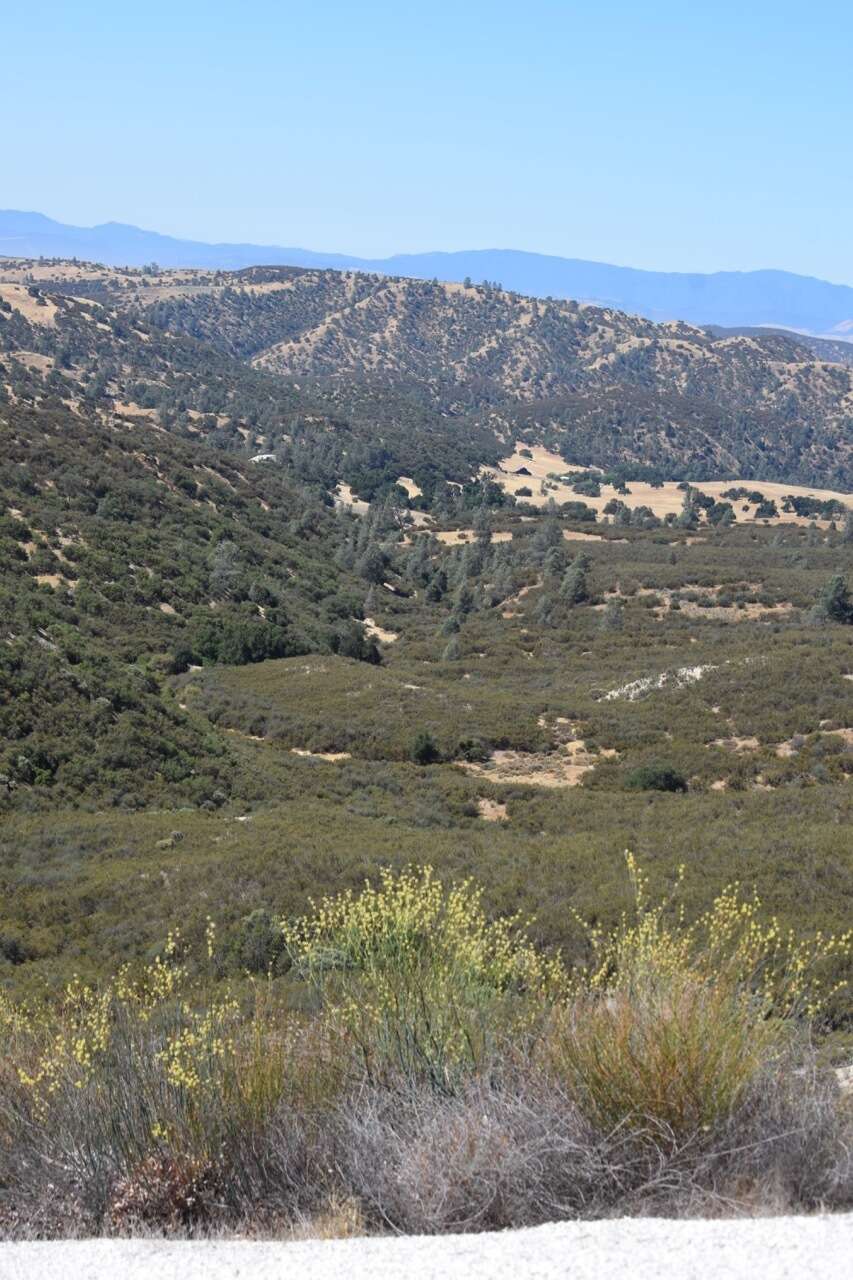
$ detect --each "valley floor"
[3,1214,851,1280]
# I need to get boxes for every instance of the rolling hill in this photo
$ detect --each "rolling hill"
[3,209,853,337]
[2,258,852,490]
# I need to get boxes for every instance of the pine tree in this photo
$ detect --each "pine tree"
[811,574,853,625]
[425,568,448,602]
[842,510,853,544]
[533,519,563,556]
[560,552,591,606]
[356,543,387,584]
[543,545,569,581]
[533,591,556,627]
[600,599,624,631]
[473,505,492,545]
[676,488,698,529]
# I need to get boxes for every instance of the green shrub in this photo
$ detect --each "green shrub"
[624,762,688,792]
[229,908,286,974]
[411,731,441,766]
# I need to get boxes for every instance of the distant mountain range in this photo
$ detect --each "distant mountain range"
[2,209,853,339]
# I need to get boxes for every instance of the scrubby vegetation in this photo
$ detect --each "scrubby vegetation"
[4,259,853,488]
[1,446,852,1007]
[1,258,851,1239]
[0,861,849,1237]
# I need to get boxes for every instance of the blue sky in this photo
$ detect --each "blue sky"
[5,1,853,281]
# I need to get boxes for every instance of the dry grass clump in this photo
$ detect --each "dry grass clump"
[107,1153,219,1231]
[0,935,338,1232]
[335,1077,603,1231]
[335,1064,851,1233]
[0,860,850,1237]
[544,854,850,1136]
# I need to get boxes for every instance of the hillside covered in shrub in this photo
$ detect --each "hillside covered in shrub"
[0,256,850,1048]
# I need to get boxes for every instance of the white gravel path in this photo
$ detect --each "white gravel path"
[2,1215,851,1280]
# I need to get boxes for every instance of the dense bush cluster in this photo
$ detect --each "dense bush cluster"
[1,863,849,1238]
[0,389,381,805]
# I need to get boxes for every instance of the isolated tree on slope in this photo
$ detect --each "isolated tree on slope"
[676,488,699,530]
[560,552,591,606]
[600,598,624,631]
[810,573,853,625]
[356,543,387,585]
[842,510,853,544]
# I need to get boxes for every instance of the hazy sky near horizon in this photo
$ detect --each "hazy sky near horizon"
[6,1,853,281]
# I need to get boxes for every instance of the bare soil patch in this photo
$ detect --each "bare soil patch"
[459,740,616,788]
[334,484,370,515]
[673,599,794,622]
[434,529,513,545]
[0,283,58,326]
[477,797,508,821]
[290,748,352,763]
[776,727,853,757]
[363,617,399,645]
[562,529,617,543]
[8,350,53,373]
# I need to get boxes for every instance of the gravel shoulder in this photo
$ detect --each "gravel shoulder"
[3,1214,852,1280]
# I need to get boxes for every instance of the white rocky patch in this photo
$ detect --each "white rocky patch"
[602,663,718,702]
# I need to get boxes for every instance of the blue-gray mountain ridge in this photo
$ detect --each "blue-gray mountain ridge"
[2,209,852,338]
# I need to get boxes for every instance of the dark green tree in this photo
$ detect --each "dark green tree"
[411,730,441,765]
[560,553,591,606]
[810,574,853,625]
